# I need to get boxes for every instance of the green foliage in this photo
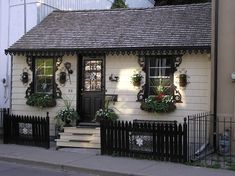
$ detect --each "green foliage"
[55,98,79,128]
[131,71,143,86]
[155,0,210,6]
[229,163,235,171]
[95,108,119,122]
[111,0,127,9]
[26,93,56,108]
[95,99,119,122]
[140,83,176,113]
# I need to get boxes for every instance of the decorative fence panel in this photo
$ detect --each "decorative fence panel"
[3,113,50,148]
[101,119,187,163]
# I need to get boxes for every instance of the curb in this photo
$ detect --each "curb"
[0,156,142,176]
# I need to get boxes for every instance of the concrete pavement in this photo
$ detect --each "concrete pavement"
[0,160,96,176]
[0,144,234,176]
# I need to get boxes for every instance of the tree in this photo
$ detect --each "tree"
[155,0,210,6]
[111,0,128,9]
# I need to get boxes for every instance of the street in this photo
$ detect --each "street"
[0,161,99,176]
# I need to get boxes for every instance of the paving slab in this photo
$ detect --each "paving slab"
[137,162,235,176]
[0,144,234,176]
[68,155,156,175]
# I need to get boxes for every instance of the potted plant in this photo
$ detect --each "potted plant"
[94,100,119,122]
[55,98,79,127]
[26,93,56,108]
[131,71,143,87]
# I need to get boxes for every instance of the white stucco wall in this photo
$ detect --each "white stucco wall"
[106,53,211,122]
[11,55,77,135]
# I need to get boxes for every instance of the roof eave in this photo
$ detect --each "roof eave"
[5,46,211,56]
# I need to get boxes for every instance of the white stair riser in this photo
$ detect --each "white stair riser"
[63,128,100,134]
[60,135,100,142]
[56,141,100,149]
[56,139,100,144]
[59,133,100,137]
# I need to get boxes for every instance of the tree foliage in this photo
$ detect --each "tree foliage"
[111,0,128,9]
[155,0,210,6]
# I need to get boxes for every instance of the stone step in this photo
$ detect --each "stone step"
[63,127,100,134]
[56,140,100,149]
[59,133,100,142]
[78,122,100,127]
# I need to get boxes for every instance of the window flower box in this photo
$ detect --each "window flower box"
[26,93,56,108]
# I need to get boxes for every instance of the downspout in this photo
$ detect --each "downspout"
[213,0,219,150]
[24,0,27,34]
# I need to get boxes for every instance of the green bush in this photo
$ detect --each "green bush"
[111,0,127,9]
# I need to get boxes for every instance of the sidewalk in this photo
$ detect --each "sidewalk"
[0,144,234,176]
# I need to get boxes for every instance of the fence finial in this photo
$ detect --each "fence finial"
[46,112,49,118]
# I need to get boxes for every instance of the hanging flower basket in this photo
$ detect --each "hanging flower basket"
[131,71,143,87]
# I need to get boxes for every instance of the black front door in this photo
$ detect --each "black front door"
[79,56,105,122]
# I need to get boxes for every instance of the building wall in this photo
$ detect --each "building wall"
[11,53,210,135]
[106,53,211,122]
[0,0,38,108]
[212,0,235,153]
[215,0,235,119]
[11,55,77,135]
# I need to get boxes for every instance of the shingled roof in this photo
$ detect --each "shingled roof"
[7,3,211,54]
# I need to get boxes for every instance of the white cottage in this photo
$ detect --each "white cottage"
[6,3,211,141]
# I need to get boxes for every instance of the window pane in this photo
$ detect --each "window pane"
[35,58,54,94]
[84,59,102,91]
[148,57,173,96]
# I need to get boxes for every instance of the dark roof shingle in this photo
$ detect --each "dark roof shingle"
[8,3,211,51]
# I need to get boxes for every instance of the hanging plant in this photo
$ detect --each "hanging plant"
[131,71,143,87]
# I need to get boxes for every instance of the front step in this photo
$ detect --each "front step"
[78,122,100,127]
[63,127,100,134]
[56,126,101,149]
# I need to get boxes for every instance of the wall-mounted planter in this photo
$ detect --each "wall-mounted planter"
[133,81,141,87]
[59,71,67,85]
[179,73,187,87]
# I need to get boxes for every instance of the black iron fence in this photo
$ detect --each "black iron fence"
[100,119,187,163]
[0,108,9,128]
[187,113,235,169]
[3,112,50,148]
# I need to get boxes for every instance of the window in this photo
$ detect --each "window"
[146,56,174,96]
[84,60,102,91]
[34,58,54,94]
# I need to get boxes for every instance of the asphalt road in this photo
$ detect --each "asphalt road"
[0,161,99,176]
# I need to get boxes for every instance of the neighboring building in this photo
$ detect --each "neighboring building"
[212,0,235,153]
[6,3,211,136]
[213,0,235,118]
[0,0,154,108]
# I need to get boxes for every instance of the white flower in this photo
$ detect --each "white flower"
[136,136,143,147]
